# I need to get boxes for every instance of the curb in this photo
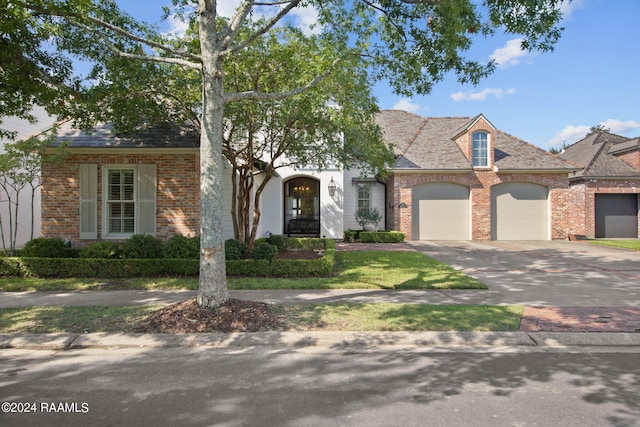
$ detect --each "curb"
[2,331,640,350]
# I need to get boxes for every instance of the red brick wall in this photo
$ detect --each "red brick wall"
[41,152,200,246]
[453,117,496,167]
[568,179,640,237]
[617,151,640,171]
[388,171,571,240]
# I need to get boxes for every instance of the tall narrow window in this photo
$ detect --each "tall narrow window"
[357,183,371,211]
[472,131,489,167]
[107,169,135,234]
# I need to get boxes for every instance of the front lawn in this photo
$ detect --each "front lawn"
[586,239,640,251]
[0,304,522,333]
[0,251,486,291]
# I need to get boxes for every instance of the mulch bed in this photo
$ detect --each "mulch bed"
[136,299,290,333]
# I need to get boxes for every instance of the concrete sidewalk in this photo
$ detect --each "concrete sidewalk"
[2,330,640,351]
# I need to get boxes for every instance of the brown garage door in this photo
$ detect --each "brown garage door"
[595,194,638,238]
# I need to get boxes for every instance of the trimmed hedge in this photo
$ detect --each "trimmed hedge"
[226,239,335,278]
[0,257,199,278]
[0,238,336,278]
[358,231,405,243]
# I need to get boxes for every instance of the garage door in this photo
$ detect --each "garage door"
[412,183,469,240]
[491,183,548,240]
[595,194,638,238]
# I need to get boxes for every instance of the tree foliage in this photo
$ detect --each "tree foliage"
[2,0,566,307]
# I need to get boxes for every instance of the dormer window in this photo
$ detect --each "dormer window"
[472,131,489,167]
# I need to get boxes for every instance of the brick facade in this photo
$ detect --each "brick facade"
[567,179,640,238]
[386,171,571,240]
[42,151,200,246]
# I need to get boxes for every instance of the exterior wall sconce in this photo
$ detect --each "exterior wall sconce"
[328,177,337,197]
[398,202,408,208]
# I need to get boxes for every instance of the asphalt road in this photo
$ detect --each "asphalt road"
[1,346,639,426]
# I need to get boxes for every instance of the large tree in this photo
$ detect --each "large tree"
[3,0,566,308]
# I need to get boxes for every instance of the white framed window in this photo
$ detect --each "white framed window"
[357,183,371,211]
[472,131,489,167]
[80,164,156,239]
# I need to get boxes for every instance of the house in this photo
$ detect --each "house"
[41,119,386,245]
[41,110,580,245]
[557,131,640,238]
[378,111,578,240]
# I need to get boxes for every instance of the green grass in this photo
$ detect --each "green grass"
[586,239,640,251]
[281,303,524,332]
[0,305,162,333]
[0,304,523,333]
[0,251,486,291]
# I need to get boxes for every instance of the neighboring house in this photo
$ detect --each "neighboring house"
[557,132,640,238]
[42,119,386,246]
[0,106,57,248]
[378,111,578,240]
[41,110,583,244]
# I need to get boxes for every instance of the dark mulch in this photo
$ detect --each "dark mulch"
[135,298,290,333]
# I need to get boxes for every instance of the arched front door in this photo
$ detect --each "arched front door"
[284,177,320,236]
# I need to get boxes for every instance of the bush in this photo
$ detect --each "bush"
[267,234,289,251]
[225,239,248,260]
[251,241,278,261]
[359,231,405,243]
[122,234,164,259]
[21,238,69,258]
[79,241,122,259]
[164,235,200,259]
[343,230,358,243]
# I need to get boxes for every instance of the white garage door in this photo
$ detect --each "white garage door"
[491,183,548,240]
[412,183,470,240]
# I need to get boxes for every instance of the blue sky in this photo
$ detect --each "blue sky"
[117,0,640,150]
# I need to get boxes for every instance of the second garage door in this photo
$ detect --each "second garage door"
[412,183,470,240]
[491,183,549,240]
[595,194,638,238]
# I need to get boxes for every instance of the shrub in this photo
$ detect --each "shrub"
[79,241,122,259]
[122,234,164,259]
[267,234,289,251]
[343,230,358,243]
[359,231,405,243]
[164,235,200,259]
[21,238,69,258]
[355,207,382,230]
[225,239,248,260]
[251,241,278,261]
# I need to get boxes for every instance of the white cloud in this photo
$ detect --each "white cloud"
[392,98,421,113]
[600,119,640,134]
[547,119,640,147]
[547,125,590,147]
[489,38,533,68]
[450,87,516,102]
[217,1,243,18]
[559,0,586,19]
[288,5,322,36]
[166,16,189,37]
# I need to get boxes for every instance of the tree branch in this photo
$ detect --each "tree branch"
[224,57,341,103]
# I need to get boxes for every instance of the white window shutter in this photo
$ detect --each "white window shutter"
[79,164,98,239]
[136,164,157,235]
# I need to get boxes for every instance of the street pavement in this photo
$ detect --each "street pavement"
[1,240,639,350]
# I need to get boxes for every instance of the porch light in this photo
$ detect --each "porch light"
[328,177,337,197]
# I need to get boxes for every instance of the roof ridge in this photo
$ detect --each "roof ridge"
[582,133,611,175]
[400,117,429,159]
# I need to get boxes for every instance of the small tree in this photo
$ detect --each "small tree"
[0,134,67,254]
[355,207,382,231]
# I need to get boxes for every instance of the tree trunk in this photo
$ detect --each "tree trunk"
[196,1,229,308]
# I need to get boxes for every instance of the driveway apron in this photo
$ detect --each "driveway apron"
[409,240,640,308]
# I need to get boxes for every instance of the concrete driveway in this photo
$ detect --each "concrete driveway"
[410,240,640,307]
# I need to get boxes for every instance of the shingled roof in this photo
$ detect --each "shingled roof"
[51,119,199,149]
[376,110,575,172]
[558,131,640,179]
